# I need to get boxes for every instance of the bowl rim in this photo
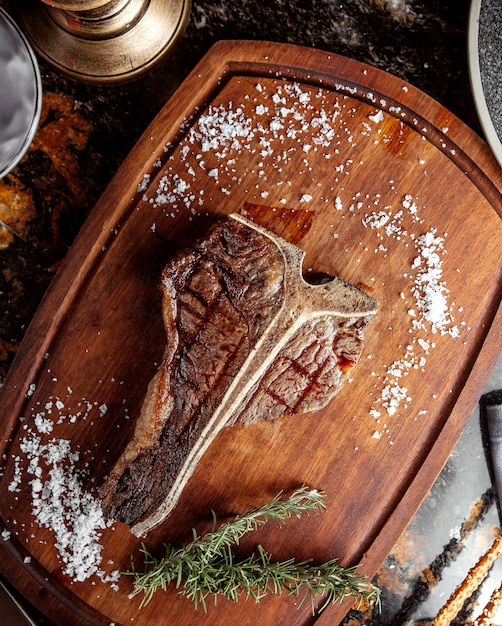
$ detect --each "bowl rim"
[0,6,42,179]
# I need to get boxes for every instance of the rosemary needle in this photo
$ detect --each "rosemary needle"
[125,485,380,614]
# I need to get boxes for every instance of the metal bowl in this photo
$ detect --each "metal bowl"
[0,7,42,179]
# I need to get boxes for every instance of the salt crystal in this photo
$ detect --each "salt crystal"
[34,414,53,435]
[137,173,150,192]
[368,110,384,123]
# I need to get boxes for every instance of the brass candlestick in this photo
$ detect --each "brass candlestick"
[17,0,191,83]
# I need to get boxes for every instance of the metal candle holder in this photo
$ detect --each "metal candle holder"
[17,0,191,83]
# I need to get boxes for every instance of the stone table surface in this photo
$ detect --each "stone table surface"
[0,1,501,624]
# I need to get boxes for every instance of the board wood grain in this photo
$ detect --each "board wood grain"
[0,40,501,626]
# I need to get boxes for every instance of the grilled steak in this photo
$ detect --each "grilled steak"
[100,214,377,536]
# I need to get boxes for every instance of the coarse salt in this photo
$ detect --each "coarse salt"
[8,397,119,585]
[368,110,384,124]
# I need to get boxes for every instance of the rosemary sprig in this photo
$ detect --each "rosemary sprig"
[125,485,380,614]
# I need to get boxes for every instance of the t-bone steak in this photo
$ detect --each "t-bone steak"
[100,213,378,536]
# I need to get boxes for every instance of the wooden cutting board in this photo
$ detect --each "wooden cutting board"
[1,40,501,626]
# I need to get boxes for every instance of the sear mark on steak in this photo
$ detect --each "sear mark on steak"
[100,214,378,536]
[229,315,369,426]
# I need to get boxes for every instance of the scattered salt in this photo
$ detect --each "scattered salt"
[7,396,120,585]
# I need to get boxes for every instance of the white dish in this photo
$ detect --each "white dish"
[0,7,42,178]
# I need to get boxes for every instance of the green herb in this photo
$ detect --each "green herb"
[125,485,380,614]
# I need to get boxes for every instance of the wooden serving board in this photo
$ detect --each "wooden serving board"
[1,41,501,626]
